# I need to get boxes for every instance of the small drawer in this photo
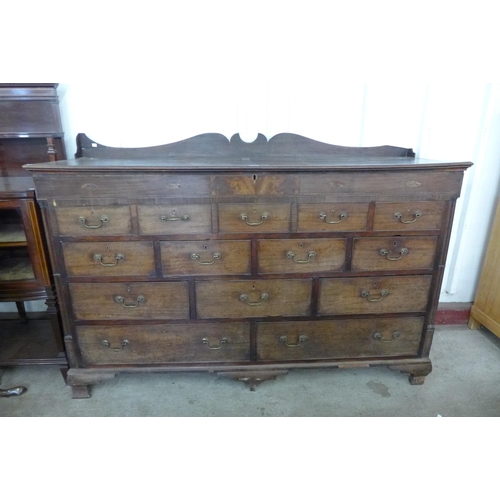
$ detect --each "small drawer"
[77,323,250,365]
[160,240,251,276]
[196,279,312,318]
[318,275,432,315]
[137,204,212,235]
[70,282,189,320]
[257,317,424,361]
[373,202,445,231]
[352,236,437,271]
[218,203,291,233]
[55,206,132,236]
[62,241,155,277]
[297,203,369,232]
[257,238,346,274]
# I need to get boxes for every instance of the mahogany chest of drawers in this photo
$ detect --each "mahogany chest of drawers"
[25,133,471,398]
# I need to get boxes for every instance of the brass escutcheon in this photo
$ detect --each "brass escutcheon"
[394,210,422,224]
[79,215,109,229]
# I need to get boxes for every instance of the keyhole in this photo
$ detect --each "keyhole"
[204,245,207,250]
[172,209,176,215]
[126,285,131,293]
[252,285,255,290]
[393,241,398,246]
[253,174,257,181]
[299,243,303,248]
[106,245,110,251]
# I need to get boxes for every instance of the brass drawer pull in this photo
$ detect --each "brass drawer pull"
[394,210,422,224]
[380,247,408,260]
[202,337,228,349]
[279,335,307,347]
[93,253,125,267]
[240,211,270,226]
[360,289,389,301]
[191,252,221,265]
[102,339,129,351]
[78,215,109,229]
[114,295,145,308]
[160,214,190,222]
[239,292,269,305]
[319,209,347,224]
[373,331,401,342]
[286,250,316,263]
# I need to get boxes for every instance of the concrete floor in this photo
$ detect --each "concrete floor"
[1,325,499,417]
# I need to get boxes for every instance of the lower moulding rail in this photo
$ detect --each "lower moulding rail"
[66,357,432,398]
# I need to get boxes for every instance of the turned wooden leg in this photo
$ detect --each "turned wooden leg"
[16,301,28,323]
[45,285,65,355]
[468,315,481,330]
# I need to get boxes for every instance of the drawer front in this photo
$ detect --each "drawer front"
[318,275,432,315]
[33,174,211,201]
[257,317,424,361]
[55,206,132,236]
[373,201,445,231]
[160,240,251,276]
[297,203,369,232]
[77,323,250,365]
[137,204,212,235]
[218,203,291,233]
[299,171,464,200]
[196,279,312,318]
[352,236,437,271]
[62,241,155,277]
[70,282,189,320]
[257,238,346,274]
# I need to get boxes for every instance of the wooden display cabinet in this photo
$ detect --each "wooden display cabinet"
[0,84,66,367]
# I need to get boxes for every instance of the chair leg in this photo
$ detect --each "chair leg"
[15,301,28,323]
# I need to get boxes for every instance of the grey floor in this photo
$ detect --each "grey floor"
[1,325,499,417]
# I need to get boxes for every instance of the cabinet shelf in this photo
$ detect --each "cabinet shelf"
[0,255,35,281]
[0,224,27,246]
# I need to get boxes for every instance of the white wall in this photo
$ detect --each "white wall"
[2,3,500,311]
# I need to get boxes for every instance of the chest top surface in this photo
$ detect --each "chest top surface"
[24,132,471,172]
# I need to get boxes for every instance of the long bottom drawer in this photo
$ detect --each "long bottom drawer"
[257,317,424,361]
[77,323,250,365]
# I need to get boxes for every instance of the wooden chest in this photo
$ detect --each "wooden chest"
[25,133,471,398]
